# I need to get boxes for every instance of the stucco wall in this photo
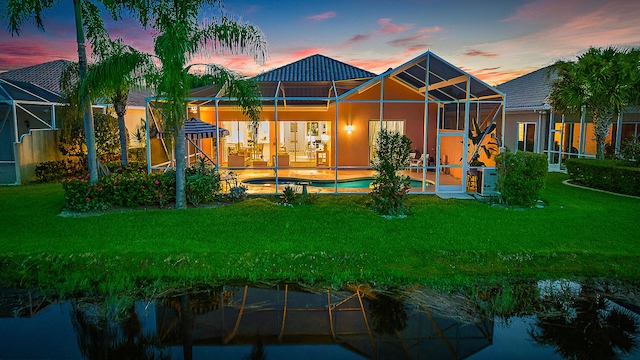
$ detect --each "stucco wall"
[15,129,63,184]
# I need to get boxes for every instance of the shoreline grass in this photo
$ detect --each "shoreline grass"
[1,172,639,295]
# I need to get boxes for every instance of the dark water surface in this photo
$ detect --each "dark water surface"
[1,281,638,359]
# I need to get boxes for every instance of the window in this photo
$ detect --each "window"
[517,122,536,152]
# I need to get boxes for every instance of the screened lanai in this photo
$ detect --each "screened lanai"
[146,52,505,195]
[0,79,63,184]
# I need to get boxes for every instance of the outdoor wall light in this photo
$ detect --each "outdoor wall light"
[345,125,354,134]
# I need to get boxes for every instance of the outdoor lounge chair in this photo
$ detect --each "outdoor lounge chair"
[410,154,426,172]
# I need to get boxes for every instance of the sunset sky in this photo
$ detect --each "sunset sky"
[2,0,640,85]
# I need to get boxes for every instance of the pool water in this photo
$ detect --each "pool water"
[243,177,429,188]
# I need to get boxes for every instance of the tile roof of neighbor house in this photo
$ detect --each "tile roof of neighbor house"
[497,66,557,110]
[0,60,71,95]
[0,60,153,108]
[253,54,377,82]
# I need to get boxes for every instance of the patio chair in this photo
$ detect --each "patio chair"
[407,152,416,168]
[410,154,425,172]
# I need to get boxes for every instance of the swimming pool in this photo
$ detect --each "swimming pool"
[242,177,430,189]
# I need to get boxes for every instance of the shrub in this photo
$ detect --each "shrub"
[369,128,412,216]
[61,173,109,211]
[494,151,548,207]
[35,159,82,182]
[565,158,640,196]
[62,167,189,211]
[185,161,221,206]
[279,185,299,205]
[223,172,247,202]
[618,136,640,162]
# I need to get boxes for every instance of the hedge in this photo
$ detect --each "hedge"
[565,158,640,196]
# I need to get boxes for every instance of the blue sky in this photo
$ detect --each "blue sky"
[2,0,640,85]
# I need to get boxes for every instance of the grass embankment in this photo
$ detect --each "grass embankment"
[0,172,638,295]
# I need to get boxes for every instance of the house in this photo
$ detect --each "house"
[497,66,640,169]
[0,60,150,184]
[147,52,505,194]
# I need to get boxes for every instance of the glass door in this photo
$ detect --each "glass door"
[517,122,537,152]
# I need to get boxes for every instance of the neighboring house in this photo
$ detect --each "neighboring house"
[0,61,69,184]
[498,66,640,169]
[0,60,151,184]
[148,52,505,194]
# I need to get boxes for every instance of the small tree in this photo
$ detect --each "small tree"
[58,63,121,166]
[369,128,412,216]
[494,151,548,207]
[81,39,154,167]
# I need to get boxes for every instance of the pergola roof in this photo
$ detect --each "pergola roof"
[385,52,503,102]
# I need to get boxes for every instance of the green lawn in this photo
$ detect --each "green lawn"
[0,172,638,295]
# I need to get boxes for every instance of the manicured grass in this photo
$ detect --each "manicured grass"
[0,172,638,295]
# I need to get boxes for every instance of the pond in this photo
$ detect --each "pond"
[1,280,638,359]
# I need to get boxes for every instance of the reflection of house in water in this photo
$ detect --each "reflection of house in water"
[156,285,494,359]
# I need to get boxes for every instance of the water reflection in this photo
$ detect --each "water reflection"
[0,281,638,360]
[529,282,639,360]
[155,284,493,359]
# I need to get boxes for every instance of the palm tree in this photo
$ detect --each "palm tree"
[5,0,110,183]
[549,47,640,160]
[81,39,154,167]
[116,0,267,209]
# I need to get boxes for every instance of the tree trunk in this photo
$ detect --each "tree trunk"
[73,0,98,183]
[593,108,615,160]
[175,124,187,209]
[115,99,128,167]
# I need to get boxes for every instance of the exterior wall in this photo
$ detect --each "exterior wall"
[503,111,547,153]
[15,129,63,184]
[505,108,640,165]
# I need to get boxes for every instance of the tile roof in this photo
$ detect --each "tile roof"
[124,88,154,108]
[497,66,557,110]
[0,60,71,95]
[1,60,153,107]
[253,54,377,82]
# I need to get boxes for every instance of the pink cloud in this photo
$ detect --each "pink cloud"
[463,49,499,58]
[306,11,337,21]
[0,35,78,70]
[291,47,326,59]
[461,65,539,86]
[389,34,428,47]
[417,26,442,34]
[348,57,404,74]
[378,18,413,34]
[387,26,441,48]
[341,34,372,47]
[503,0,579,22]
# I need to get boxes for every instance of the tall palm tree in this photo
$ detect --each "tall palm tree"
[114,0,267,209]
[5,0,110,183]
[549,47,640,159]
[81,39,154,166]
